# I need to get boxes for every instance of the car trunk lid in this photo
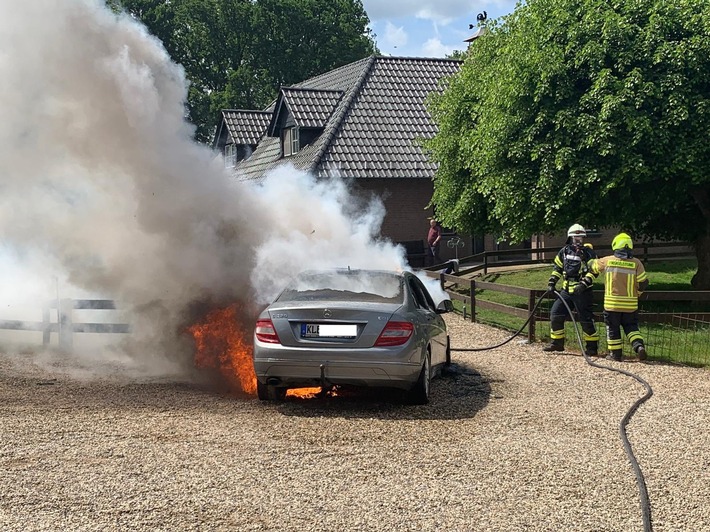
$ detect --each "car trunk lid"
[268,302,402,348]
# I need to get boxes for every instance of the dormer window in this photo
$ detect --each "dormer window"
[224,144,238,168]
[283,127,300,157]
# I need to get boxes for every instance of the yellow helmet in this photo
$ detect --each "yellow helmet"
[567,223,586,237]
[612,233,633,251]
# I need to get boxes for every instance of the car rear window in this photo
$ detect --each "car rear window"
[276,271,404,304]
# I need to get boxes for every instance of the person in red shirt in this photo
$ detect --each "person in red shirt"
[427,218,442,266]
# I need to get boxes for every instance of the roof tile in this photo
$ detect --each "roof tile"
[232,55,461,181]
[221,110,271,145]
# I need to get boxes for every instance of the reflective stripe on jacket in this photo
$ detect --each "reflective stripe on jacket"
[589,256,648,312]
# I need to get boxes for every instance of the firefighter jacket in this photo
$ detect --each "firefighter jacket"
[549,243,597,292]
[589,251,649,312]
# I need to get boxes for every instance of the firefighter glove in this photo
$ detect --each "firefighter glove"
[574,277,593,294]
[547,277,557,292]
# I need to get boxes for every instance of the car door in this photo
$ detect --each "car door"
[406,276,447,365]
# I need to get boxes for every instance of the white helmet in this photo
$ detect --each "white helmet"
[567,223,586,237]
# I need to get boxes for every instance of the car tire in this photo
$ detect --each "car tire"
[257,381,286,402]
[408,352,431,405]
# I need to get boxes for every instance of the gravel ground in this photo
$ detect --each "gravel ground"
[1,313,709,532]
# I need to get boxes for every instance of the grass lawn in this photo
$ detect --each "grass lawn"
[480,258,698,291]
[448,259,710,366]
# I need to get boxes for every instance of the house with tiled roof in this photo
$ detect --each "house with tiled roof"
[213,110,271,167]
[213,55,467,264]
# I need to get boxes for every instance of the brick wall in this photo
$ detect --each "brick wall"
[353,178,475,262]
[350,180,687,264]
[353,178,434,243]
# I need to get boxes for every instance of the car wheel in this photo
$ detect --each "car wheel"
[445,336,451,368]
[408,351,431,405]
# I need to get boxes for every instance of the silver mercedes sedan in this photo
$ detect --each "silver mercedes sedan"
[252,269,453,404]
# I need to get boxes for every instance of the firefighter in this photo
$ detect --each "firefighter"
[588,233,649,362]
[544,224,600,356]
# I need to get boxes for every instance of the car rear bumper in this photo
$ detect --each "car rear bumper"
[253,357,422,390]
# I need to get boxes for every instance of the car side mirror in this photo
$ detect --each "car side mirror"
[436,299,454,314]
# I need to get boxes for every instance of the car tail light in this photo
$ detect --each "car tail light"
[374,321,414,346]
[255,319,281,344]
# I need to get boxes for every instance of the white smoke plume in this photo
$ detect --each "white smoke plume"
[0,0,409,376]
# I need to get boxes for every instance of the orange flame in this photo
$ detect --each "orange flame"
[286,387,322,398]
[188,305,257,395]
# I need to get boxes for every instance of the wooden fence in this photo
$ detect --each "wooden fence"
[0,299,129,349]
[431,272,710,340]
[425,241,694,276]
[423,241,704,339]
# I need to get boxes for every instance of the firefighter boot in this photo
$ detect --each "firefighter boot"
[543,339,564,352]
[633,341,648,361]
[606,349,622,362]
[585,341,598,357]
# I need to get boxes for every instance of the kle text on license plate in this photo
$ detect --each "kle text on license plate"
[301,323,357,338]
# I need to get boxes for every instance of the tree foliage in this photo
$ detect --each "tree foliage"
[109,0,377,142]
[425,0,710,287]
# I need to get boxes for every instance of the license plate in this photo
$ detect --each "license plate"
[301,324,357,338]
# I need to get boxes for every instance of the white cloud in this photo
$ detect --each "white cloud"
[414,6,456,26]
[384,21,408,49]
[364,0,515,57]
[363,0,515,26]
[364,0,476,26]
[421,37,456,58]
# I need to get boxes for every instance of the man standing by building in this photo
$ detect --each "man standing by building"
[589,233,649,361]
[426,218,442,266]
[544,224,600,356]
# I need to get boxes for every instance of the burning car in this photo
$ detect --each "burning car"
[252,269,453,404]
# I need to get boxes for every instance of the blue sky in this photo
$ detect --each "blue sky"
[362,0,518,58]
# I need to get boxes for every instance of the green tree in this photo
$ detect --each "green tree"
[109,0,377,142]
[425,0,710,288]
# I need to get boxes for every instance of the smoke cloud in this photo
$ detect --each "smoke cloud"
[0,0,413,377]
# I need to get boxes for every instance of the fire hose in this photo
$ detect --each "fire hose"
[451,289,654,532]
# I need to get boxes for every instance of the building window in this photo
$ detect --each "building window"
[283,127,299,157]
[224,144,237,168]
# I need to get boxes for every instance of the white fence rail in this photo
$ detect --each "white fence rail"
[0,299,129,349]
